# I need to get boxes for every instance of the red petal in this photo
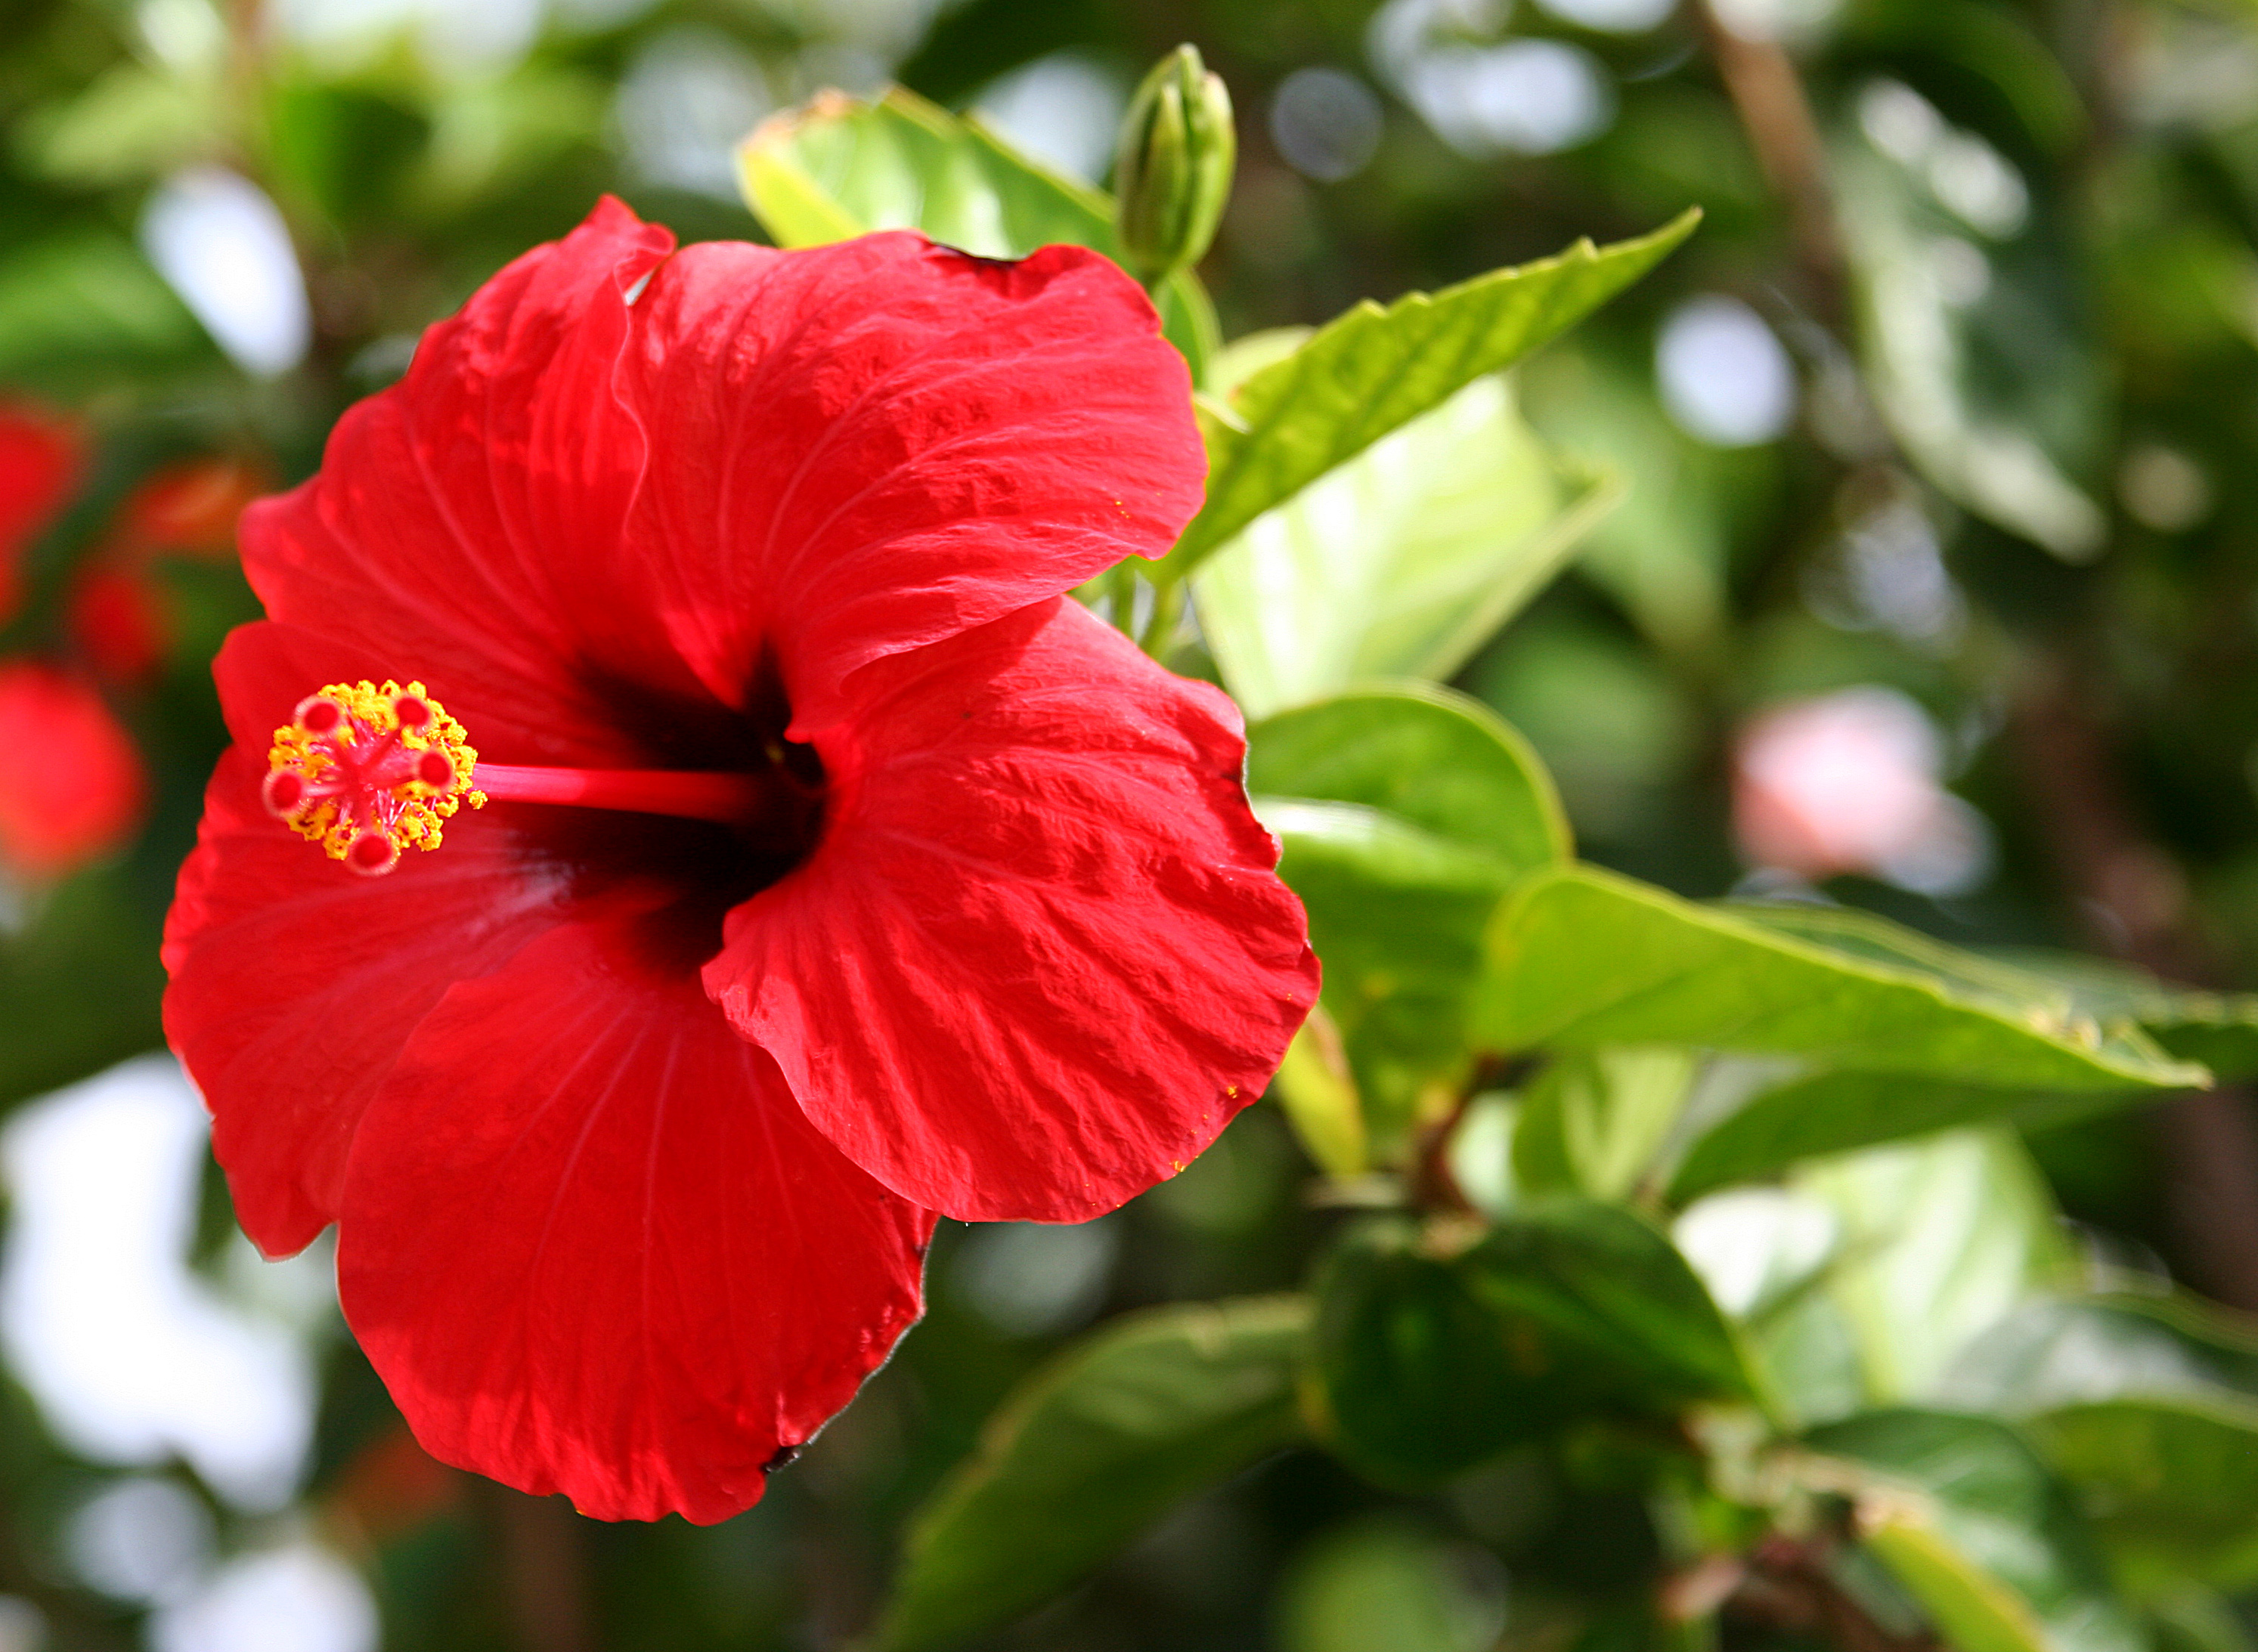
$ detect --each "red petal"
[339,916,934,1524]
[238,199,683,765]
[240,203,1200,750]
[0,661,145,878]
[704,599,1319,1222]
[163,623,571,1256]
[615,233,1203,732]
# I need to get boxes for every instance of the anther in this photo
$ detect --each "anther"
[262,768,308,820]
[265,679,485,874]
[296,695,344,737]
[266,674,798,875]
[346,831,401,876]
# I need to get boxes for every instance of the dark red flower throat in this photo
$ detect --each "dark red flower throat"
[261,654,829,962]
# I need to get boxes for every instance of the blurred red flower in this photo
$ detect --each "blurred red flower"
[116,456,265,561]
[163,200,1318,1521]
[0,404,82,626]
[68,565,170,686]
[0,660,147,880]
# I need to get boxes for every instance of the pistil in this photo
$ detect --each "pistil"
[472,764,777,828]
[265,679,791,876]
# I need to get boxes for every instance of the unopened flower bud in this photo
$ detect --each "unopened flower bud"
[1114,45,1236,285]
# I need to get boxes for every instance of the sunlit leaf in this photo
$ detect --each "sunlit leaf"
[736,85,1217,377]
[1271,1006,1367,1178]
[1801,1131,2075,1404]
[1987,948,2258,1082]
[1192,360,1619,716]
[1476,867,2208,1091]
[1166,210,1696,577]
[1255,798,1518,1153]
[1837,135,2105,561]
[1246,684,1570,877]
[1667,1069,2133,1205]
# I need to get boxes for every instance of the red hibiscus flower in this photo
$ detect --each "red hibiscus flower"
[0,404,82,626]
[0,660,147,880]
[163,200,1318,1522]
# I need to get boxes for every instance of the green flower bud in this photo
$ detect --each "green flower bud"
[1114,45,1237,286]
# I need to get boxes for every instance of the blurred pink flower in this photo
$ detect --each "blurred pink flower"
[1732,686,1988,896]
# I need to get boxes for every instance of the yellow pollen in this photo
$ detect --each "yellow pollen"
[266,679,485,871]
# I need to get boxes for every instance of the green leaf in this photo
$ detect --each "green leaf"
[1987,948,2258,1081]
[736,85,1218,378]
[875,1296,1309,1652]
[0,234,208,389]
[1310,1217,1544,1486]
[1940,1295,2258,1589]
[1191,366,1620,716]
[1666,1069,2136,1205]
[1837,141,2105,561]
[1800,1131,2074,1405]
[18,62,218,187]
[1166,208,1699,577]
[1807,1409,2144,1652]
[1271,1006,1367,1178]
[1513,1047,1695,1200]
[1475,867,2208,1091]
[2037,1401,2258,1589]
[2149,1587,2258,1652]
[0,865,167,1110]
[1656,911,2205,1199]
[1246,684,1570,877]
[1456,1199,1752,1403]
[1311,1202,1748,1486]
[1253,798,1519,1153]
[1941,1295,2258,1413]
[1275,1517,1507,1652]
[1248,687,1567,1152]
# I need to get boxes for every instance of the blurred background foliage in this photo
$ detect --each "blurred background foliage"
[7,0,2258,1647]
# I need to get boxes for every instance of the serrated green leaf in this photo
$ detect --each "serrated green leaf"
[736,85,1217,378]
[1312,1201,1749,1487]
[1246,684,1569,876]
[1808,1409,2144,1652]
[875,1296,1309,1652]
[1191,366,1619,716]
[1164,208,1698,577]
[1476,867,2209,1091]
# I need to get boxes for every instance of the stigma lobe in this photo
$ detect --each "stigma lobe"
[264,681,485,876]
